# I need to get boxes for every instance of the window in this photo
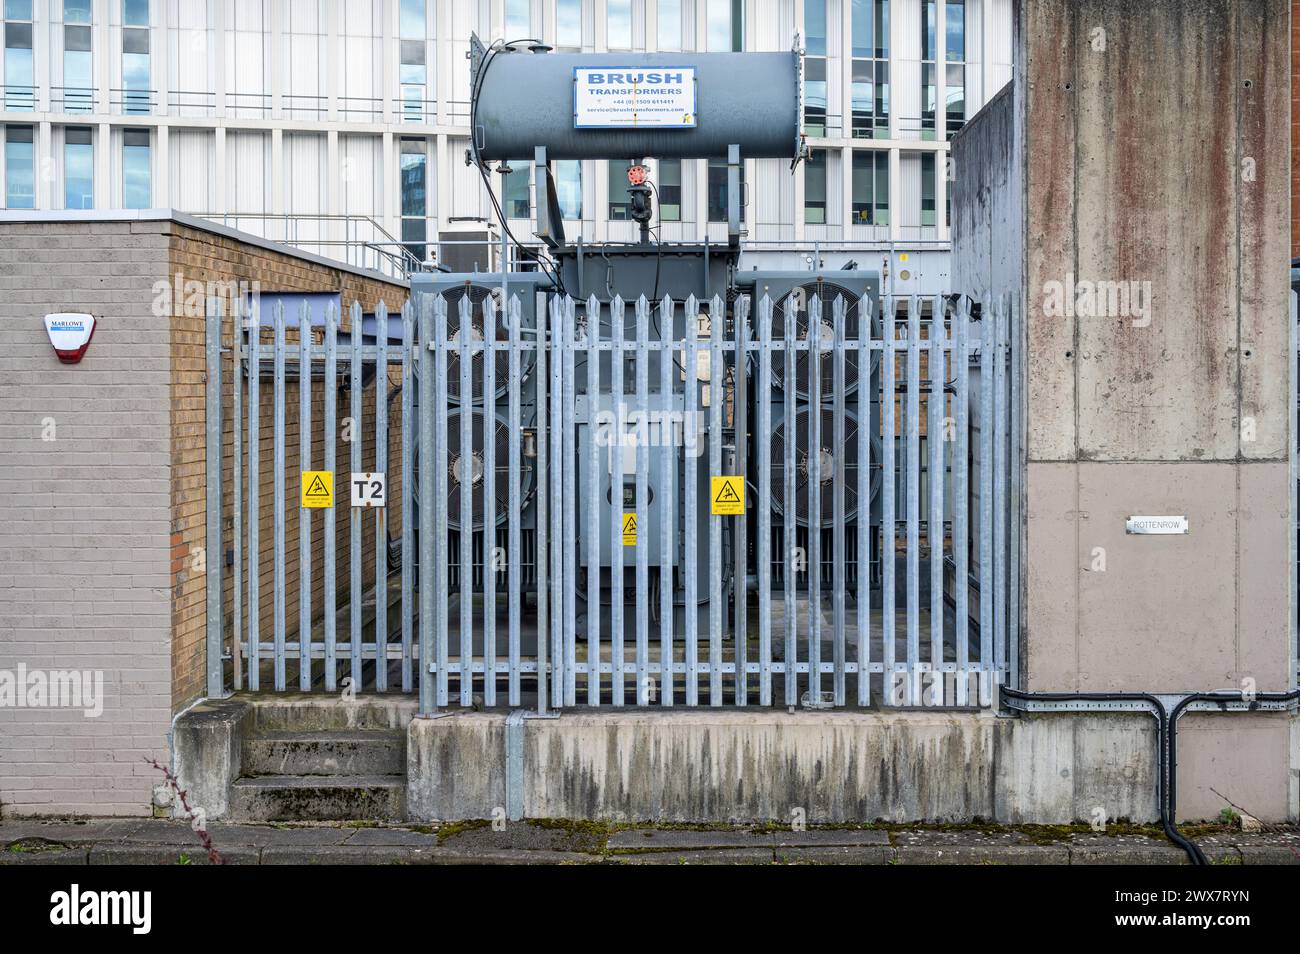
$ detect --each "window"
[706,0,742,52]
[122,127,150,208]
[658,0,682,51]
[399,138,427,260]
[657,159,681,221]
[946,1,966,137]
[805,0,827,56]
[63,0,94,113]
[946,63,965,136]
[804,0,827,136]
[851,0,889,137]
[556,160,582,219]
[556,0,581,49]
[399,0,426,121]
[504,158,530,219]
[4,124,35,208]
[923,0,937,60]
[122,0,151,114]
[3,0,34,111]
[707,158,744,223]
[607,0,631,50]
[64,126,94,209]
[920,153,936,227]
[851,151,888,226]
[505,0,529,38]
[852,0,888,58]
[608,161,632,220]
[804,149,827,225]
[399,0,424,39]
[946,0,965,61]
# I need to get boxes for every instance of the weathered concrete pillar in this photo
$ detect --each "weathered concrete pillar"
[1018,0,1294,819]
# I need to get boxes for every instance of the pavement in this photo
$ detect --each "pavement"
[2,817,1299,865]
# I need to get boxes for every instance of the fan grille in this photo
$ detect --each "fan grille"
[438,285,529,403]
[446,407,518,529]
[769,405,881,525]
[769,284,879,400]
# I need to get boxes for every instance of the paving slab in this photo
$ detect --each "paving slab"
[343,827,442,847]
[1235,844,1300,865]
[771,828,891,848]
[607,829,776,851]
[439,823,605,853]
[773,845,894,864]
[261,845,431,865]
[88,844,260,865]
[608,848,776,865]
[895,844,1071,865]
[0,819,147,845]
[1067,839,1187,865]
[0,846,90,865]
[430,847,601,865]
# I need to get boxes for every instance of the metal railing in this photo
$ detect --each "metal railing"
[193,211,429,279]
[205,290,1018,710]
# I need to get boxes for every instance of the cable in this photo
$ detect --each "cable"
[468,38,566,296]
[1000,685,1300,865]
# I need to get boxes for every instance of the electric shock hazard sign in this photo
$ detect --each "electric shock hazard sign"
[621,513,638,546]
[301,471,334,508]
[711,476,744,515]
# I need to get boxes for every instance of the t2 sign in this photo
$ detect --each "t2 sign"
[351,473,386,508]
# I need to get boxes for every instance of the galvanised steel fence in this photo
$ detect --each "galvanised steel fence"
[205,290,1020,711]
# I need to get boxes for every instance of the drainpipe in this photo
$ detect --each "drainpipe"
[1000,685,1300,865]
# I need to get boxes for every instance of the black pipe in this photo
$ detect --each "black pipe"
[1001,685,1300,865]
[1165,689,1300,865]
[999,687,1193,859]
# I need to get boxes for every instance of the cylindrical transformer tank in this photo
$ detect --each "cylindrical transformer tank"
[472,49,800,161]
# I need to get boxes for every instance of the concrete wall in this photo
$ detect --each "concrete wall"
[1013,0,1295,817]
[408,708,1270,824]
[0,220,174,815]
[951,83,1022,307]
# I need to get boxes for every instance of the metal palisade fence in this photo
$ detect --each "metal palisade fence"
[205,289,1020,711]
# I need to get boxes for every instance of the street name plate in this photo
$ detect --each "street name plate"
[1125,515,1188,535]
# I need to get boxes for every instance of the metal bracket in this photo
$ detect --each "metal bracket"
[534,146,565,249]
[504,708,560,821]
[1002,690,1298,717]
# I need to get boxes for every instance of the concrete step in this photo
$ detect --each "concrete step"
[242,730,406,777]
[249,695,417,733]
[228,775,407,822]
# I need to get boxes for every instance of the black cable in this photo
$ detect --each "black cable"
[1000,685,1300,865]
[468,39,566,296]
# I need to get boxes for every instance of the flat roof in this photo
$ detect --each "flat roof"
[0,208,409,290]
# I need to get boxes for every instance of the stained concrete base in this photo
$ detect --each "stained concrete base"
[407,708,1172,824]
[175,697,1298,825]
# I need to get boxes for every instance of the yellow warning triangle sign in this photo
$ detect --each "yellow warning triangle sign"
[305,475,330,497]
[711,476,745,515]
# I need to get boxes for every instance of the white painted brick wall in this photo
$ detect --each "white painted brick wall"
[0,222,173,816]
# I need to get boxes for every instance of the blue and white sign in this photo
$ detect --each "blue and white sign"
[573,67,696,128]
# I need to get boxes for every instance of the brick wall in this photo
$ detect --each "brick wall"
[0,214,407,815]
[166,223,408,708]
[0,220,174,815]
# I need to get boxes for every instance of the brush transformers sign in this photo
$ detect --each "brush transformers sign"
[573,67,696,128]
